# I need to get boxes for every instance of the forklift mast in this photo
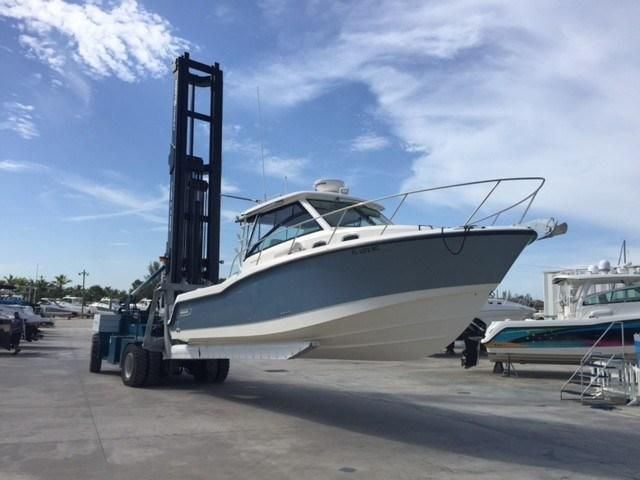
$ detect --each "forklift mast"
[166,52,223,286]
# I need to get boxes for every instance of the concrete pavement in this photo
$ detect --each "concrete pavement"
[1,319,638,479]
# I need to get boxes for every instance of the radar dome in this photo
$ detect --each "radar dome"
[598,260,611,272]
[314,179,349,194]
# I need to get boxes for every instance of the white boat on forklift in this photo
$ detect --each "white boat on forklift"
[168,177,566,362]
[88,53,567,388]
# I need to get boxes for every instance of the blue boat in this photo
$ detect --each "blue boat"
[484,269,640,364]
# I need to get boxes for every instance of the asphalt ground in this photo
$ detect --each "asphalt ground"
[1,318,638,480]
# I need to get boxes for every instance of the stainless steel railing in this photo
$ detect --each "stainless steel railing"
[560,320,630,403]
[233,176,545,271]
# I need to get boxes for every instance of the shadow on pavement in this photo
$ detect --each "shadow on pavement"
[184,378,638,478]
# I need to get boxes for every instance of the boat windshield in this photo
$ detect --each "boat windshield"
[247,202,321,257]
[583,285,640,305]
[308,199,390,227]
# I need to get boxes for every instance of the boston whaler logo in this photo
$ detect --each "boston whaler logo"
[177,306,192,317]
[351,244,381,255]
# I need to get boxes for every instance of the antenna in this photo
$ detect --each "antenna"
[284,175,288,194]
[256,86,266,201]
[618,240,627,265]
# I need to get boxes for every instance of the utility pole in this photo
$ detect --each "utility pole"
[32,264,39,303]
[78,269,89,316]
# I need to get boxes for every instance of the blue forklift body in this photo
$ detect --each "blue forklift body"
[94,311,149,365]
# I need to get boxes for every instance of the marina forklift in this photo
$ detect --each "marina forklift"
[89,53,229,387]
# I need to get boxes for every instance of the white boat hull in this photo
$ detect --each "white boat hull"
[174,283,494,361]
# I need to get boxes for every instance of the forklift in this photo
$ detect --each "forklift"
[89,53,229,387]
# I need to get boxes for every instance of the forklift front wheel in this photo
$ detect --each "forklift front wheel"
[121,344,149,387]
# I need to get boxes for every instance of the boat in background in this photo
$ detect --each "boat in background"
[483,260,640,364]
[136,298,152,310]
[38,298,78,318]
[0,303,52,328]
[480,298,536,324]
[88,297,119,314]
[169,177,566,361]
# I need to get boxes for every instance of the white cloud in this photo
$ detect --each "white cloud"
[225,134,309,181]
[0,101,39,139]
[232,1,640,236]
[221,178,240,194]
[0,0,189,82]
[263,156,308,180]
[350,133,390,152]
[61,176,168,223]
[0,159,47,172]
[108,242,129,247]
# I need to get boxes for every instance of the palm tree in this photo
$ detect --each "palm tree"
[3,274,16,285]
[130,279,143,292]
[53,274,72,296]
[147,261,162,277]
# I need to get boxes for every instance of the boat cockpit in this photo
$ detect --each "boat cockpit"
[553,274,640,319]
[230,182,393,274]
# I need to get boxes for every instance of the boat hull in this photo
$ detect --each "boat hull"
[483,317,640,364]
[171,229,536,361]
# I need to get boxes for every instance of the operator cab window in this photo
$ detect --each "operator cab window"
[246,202,321,257]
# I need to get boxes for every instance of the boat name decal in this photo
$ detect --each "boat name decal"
[177,307,192,317]
[351,245,381,255]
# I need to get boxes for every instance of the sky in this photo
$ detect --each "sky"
[0,0,638,297]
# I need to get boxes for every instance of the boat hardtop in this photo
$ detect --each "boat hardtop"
[552,272,640,286]
[237,189,385,222]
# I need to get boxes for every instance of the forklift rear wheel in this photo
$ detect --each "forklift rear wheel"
[89,333,102,373]
[208,359,229,383]
[121,344,149,387]
[189,360,208,383]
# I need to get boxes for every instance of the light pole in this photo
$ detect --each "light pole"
[78,269,89,316]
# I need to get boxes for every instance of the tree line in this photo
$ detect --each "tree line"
[1,261,162,304]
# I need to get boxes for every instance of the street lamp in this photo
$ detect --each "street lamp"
[78,269,89,316]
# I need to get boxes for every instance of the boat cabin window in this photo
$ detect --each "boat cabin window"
[246,202,321,257]
[583,286,640,305]
[308,199,390,227]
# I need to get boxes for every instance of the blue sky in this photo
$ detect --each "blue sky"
[0,0,638,296]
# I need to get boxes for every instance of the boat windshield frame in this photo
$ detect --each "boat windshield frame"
[307,199,390,227]
[245,201,323,258]
[582,284,640,306]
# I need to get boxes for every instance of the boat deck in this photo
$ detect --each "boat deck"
[1,318,639,480]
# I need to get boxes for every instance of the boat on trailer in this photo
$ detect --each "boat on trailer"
[169,177,565,361]
[483,261,640,364]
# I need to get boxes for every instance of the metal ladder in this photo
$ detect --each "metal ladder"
[561,321,638,405]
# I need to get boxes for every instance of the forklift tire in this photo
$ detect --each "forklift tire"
[212,359,229,383]
[146,351,163,386]
[121,344,149,387]
[89,333,102,373]
[190,360,208,383]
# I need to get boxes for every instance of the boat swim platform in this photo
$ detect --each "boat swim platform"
[1,317,639,480]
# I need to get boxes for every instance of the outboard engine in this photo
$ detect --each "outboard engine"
[459,318,487,369]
